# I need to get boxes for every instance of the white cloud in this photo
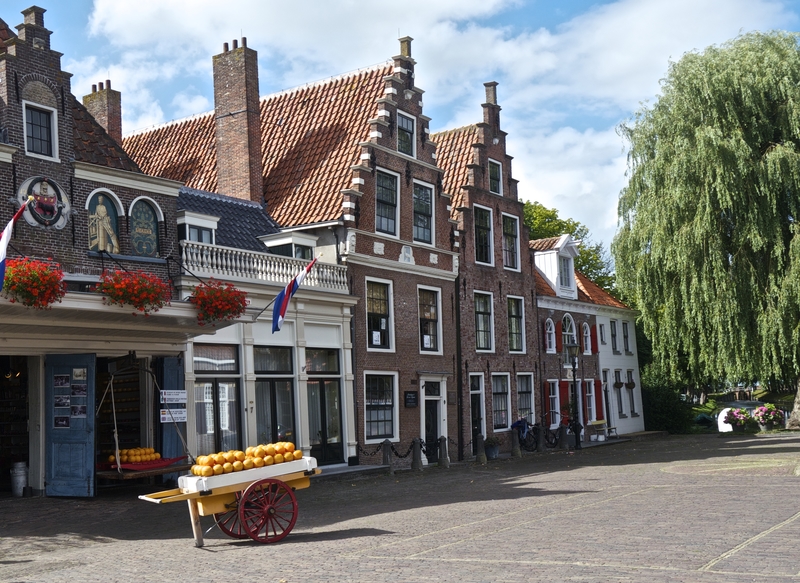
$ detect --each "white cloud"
[171,91,211,120]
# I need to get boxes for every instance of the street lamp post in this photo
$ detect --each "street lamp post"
[565,342,582,450]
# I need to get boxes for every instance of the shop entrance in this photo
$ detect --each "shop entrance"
[307,380,343,465]
[0,356,29,495]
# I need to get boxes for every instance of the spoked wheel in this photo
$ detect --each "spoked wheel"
[214,492,249,539]
[239,478,298,543]
[522,432,537,451]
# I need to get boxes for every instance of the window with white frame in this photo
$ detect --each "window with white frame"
[545,319,556,353]
[507,296,524,352]
[189,225,213,243]
[602,369,609,414]
[559,255,572,287]
[582,322,592,355]
[623,321,631,353]
[474,205,493,265]
[610,320,619,352]
[376,170,398,236]
[193,344,241,454]
[365,373,397,440]
[366,279,393,350]
[254,346,295,444]
[502,214,519,270]
[413,182,433,244]
[517,374,534,423]
[397,112,415,156]
[548,381,559,427]
[599,323,606,344]
[488,159,502,194]
[585,380,595,422]
[492,375,510,429]
[562,314,577,365]
[475,292,493,351]
[24,101,58,160]
[418,287,441,352]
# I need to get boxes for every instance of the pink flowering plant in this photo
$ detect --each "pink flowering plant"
[723,407,751,427]
[753,404,783,425]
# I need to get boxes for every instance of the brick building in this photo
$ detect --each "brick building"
[432,84,540,458]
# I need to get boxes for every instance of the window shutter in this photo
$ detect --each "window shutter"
[542,321,548,349]
[559,380,569,417]
[555,320,563,353]
[591,325,599,354]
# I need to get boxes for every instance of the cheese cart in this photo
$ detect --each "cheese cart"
[139,456,320,547]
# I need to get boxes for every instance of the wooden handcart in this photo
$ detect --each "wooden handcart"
[139,457,320,547]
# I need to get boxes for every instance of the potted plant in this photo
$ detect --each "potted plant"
[189,279,248,326]
[1,257,67,309]
[96,270,171,315]
[723,407,751,433]
[752,404,783,431]
[625,381,636,389]
[483,435,502,460]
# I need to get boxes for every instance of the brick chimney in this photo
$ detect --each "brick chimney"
[213,37,263,201]
[83,79,122,144]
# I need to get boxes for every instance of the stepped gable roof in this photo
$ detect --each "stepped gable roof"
[72,98,141,173]
[430,124,478,218]
[575,271,629,309]
[529,236,561,251]
[124,62,393,227]
[178,187,280,253]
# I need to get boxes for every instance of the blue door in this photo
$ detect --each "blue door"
[45,354,96,497]
[159,357,185,485]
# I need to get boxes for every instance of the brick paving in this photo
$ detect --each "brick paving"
[2,433,800,582]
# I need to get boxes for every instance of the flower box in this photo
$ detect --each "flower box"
[189,279,248,326]
[1,258,67,309]
[96,270,171,315]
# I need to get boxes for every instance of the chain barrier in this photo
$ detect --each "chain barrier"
[356,443,382,457]
[390,442,414,459]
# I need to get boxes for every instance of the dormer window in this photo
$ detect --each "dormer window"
[559,256,572,287]
[488,159,502,194]
[189,226,212,244]
[259,231,317,260]
[178,210,219,246]
[398,112,415,156]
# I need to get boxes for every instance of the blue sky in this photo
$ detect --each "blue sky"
[5,0,800,252]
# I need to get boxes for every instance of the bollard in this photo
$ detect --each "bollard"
[476,434,487,465]
[411,438,423,471]
[511,427,521,458]
[535,424,544,452]
[438,436,450,468]
[382,438,394,474]
[558,425,569,450]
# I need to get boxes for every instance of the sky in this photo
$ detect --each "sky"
[5,0,800,254]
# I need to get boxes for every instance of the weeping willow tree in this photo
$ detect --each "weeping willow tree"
[613,31,800,426]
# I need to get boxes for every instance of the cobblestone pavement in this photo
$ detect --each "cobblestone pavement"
[2,433,800,582]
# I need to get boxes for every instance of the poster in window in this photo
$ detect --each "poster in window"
[423,335,431,349]
[71,384,87,397]
[54,416,70,428]
[372,331,381,346]
[54,395,70,408]
[71,405,87,418]
[72,368,87,381]
[53,374,70,388]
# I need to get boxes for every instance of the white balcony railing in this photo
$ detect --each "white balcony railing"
[179,241,348,293]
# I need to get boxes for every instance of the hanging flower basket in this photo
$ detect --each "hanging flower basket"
[189,279,248,326]
[96,270,171,315]
[1,257,67,309]
[625,381,636,390]
[613,381,624,389]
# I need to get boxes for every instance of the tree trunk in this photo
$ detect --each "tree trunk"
[787,378,800,430]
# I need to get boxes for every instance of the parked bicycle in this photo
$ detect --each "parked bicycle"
[512,417,538,451]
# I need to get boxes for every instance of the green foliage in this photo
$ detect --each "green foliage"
[523,201,616,292]
[640,367,696,433]
[614,31,800,386]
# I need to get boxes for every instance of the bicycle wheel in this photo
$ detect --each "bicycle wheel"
[544,429,559,448]
[522,431,537,451]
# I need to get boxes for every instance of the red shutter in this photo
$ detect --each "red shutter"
[595,379,604,420]
[591,325,599,354]
[559,380,569,424]
[555,320,563,353]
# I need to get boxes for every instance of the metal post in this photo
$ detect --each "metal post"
[438,436,450,468]
[558,425,569,450]
[476,434,487,465]
[535,423,544,452]
[382,438,394,474]
[411,438,423,471]
[511,426,521,458]
[572,355,582,450]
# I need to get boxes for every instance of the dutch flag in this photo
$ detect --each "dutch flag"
[272,257,318,333]
[0,201,30,288]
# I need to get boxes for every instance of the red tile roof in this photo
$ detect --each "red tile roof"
[72,98,141,173]
[529,236,560,251]
[576,271,629,309]
[534,268,556,297]
[124,63,393,227]
[430,125,477,217]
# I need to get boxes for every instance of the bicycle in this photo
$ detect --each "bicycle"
[512,418,538,452]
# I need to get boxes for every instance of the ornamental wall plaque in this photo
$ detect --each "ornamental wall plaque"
[17,176,70,229]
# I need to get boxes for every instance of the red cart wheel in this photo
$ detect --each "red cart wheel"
[238,478,298,543]
[214,492,249,539]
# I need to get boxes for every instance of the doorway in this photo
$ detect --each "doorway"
[469,374,484,457]
[0,356,28,494]
[307,379,343,464]
[422,380,445,464]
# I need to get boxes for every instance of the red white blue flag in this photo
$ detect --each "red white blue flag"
[272,257,318,333]
[0,201,30,288]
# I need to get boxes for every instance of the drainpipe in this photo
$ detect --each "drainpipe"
[455,274,463,461]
